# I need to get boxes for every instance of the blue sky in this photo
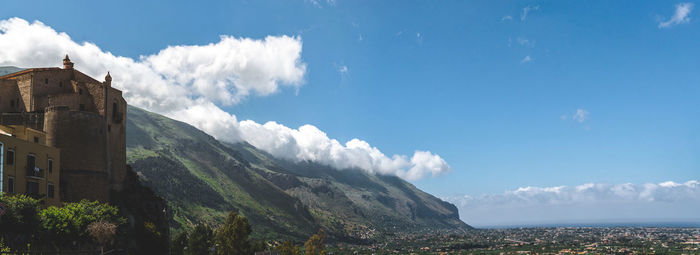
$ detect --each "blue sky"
[1,0,699,226]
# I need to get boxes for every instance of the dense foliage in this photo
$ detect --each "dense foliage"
[169,210,330,255]
[40,200,124,248]
[0,194,41,248]
[214,211,252,255]
[0,195,124,252]
[304,229,326,255]
[171,231,189,255]
[276,240,301,255]
[187,224,213,255]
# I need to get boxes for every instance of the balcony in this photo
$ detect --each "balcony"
[26,166,44,179]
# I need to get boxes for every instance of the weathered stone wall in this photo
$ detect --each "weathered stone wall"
[0,80,21,112]
[85,81,106,116]
[15,74,32,112]
[60,170,110,202]
[72,70,100,84]
[107,88,127,189]
[44,106,109,202]
[30,69,74,99]
[44,91,97,113]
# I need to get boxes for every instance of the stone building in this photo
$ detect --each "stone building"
[0,55,126,203]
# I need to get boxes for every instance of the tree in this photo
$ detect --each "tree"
[87,221,116,254]
[0,194,41,249]
[40,200,124,249]
[304,229,326,255]
[276,240,300,255]
[171,231,189,255]
[214,211,252,255]
[187,224,213,255]
[250,239,267,253]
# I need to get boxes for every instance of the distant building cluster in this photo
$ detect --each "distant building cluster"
[0,56,127,205]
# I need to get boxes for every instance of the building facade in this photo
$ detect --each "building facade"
[0,55,126,203]
[0,124,61,206]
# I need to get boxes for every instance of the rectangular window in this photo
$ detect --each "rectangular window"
[44,78,48,84]
[7,176,14,193]
[33,136,39,143]
[26,181,39,195]
[48,159,53,174]
[7,150,14,165]
[47,183,54,198]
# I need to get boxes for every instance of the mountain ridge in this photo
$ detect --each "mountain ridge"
[125,105,470,242]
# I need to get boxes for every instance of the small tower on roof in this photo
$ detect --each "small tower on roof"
[104,71,112,87]
[63,55,74,69]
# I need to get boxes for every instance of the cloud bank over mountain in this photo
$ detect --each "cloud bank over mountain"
[443,180,700,227]
[0,17,449,181]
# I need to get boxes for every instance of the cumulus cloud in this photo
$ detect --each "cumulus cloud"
[143,35,306,106]
[0,17,449,181]
[238,121,449,180]
[521,5,540,21]
[443,180,700,227]
[659,3,694,28]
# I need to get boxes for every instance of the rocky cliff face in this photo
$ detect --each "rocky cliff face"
[125,105,470,242]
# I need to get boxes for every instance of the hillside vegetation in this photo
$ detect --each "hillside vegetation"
[0,66,24,76]
[125,105,470,242]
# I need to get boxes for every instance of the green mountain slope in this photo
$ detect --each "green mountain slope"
[125,105,470,242]
[0,66,25,76]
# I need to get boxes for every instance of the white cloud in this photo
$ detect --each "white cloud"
[308,0,336,8]
[561,108,589,124]
[572,108,589,123]
[338,65,348,76]
[443,180,700,227]
[143,35,306,106]
[659,3,694,28]
[238,122,449,180]
[501,15,513,21]
[0,17,449,181]
[520,55,532,64]
[516,37,535,48]
[521,5,540,21]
